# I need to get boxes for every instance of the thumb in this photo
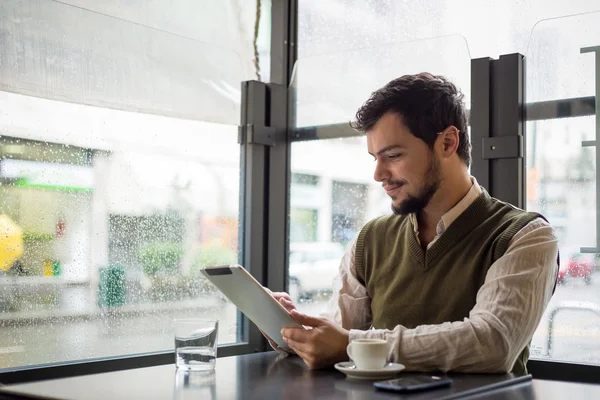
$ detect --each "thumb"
[290,309,322,327]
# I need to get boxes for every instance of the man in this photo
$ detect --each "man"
[267,73,558,374]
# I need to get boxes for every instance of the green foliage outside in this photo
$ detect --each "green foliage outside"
[137,240,235,301]
[138,242,183,277]
[191,241,237,276]
[22,232,54,242]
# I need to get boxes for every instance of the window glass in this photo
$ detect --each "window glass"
[290,35,471,129]
[0,0,261,369]
[526,11,600,103]
[527,117,599,364]
[290,137,390,314]
[298,0,600,60]
[0,106,242,370]
[525,12,600,364]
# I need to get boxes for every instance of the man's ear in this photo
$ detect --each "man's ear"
[439,126,460,157]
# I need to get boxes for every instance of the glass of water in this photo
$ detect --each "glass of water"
[174,319,218,371]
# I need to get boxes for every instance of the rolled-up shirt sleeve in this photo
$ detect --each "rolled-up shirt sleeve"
[348,218,559,373]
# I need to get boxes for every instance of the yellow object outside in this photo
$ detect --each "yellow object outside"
[43,259,60,276]
[0,214,24,272]
[43,260,54,276]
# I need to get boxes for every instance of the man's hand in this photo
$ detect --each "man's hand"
[264,288,297,313]
[281,310,349,369]
[260,288,297,352]
[259,328,295,354]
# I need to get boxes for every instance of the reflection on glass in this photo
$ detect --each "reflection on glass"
[174,370,216,400]
[289,138,390,314]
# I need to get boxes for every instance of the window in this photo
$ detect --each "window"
[290,174,320,243]
[0,0,264,370]
[289,138,386,313]
[332,181,369,245]
[525,12,600,365]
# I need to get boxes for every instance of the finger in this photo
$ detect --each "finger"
[290,309,323,327]
[272,292,293,302]
[280,298,294,306]
[279,298,297,312]
[260,328,296,355]
[281,327,311,343]
[283,335,312,356]
[283,338,320,369]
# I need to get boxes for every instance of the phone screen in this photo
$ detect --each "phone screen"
[373,375,453,393]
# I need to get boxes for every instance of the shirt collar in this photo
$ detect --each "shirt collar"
[411,176,482,236]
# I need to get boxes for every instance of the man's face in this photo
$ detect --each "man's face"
[367,112,441,215]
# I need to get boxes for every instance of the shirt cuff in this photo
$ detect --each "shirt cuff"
[349,329,368,341]
[349,328,387,341]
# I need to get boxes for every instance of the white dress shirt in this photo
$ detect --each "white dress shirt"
[319,178,559,372]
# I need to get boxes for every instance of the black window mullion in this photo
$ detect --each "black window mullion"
[471,54,524,207]
[266,0,297,295]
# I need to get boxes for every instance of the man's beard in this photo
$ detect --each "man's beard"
[391,154,441,215]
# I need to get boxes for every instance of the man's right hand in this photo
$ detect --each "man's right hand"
[264,288,298,314]
[271,291,298,314]
[262,288,298,353]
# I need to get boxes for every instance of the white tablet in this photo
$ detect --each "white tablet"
[200,264,304,350]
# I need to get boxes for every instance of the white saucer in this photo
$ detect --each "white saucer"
[334,362,406,380]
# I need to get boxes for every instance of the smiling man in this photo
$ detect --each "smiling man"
[269,73,559,374]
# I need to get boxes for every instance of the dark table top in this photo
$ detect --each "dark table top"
[1,352,600,400]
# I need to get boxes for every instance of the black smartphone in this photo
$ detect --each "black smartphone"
[373,375,453,393]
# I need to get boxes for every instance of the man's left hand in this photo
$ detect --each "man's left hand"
[281,310,349,369]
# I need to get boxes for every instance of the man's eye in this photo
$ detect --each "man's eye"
[388,153,402,159]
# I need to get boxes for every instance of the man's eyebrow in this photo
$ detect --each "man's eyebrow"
[368,145,405,157]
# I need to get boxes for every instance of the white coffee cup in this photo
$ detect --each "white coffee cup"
[346,338,389,370]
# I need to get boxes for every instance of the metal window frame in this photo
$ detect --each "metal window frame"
[578,46,600,254]
[471,53,525,208]
[237,0,297,354]
[266,0,296,294]
[528,359,600,385]
[288,98,596,144]
[0,0,298,385]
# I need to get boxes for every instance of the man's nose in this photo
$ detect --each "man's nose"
[373,160,389,182]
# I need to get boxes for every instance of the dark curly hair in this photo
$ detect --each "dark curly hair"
[350,73,471,167]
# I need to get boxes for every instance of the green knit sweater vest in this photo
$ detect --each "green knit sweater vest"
[355,189,542,374]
